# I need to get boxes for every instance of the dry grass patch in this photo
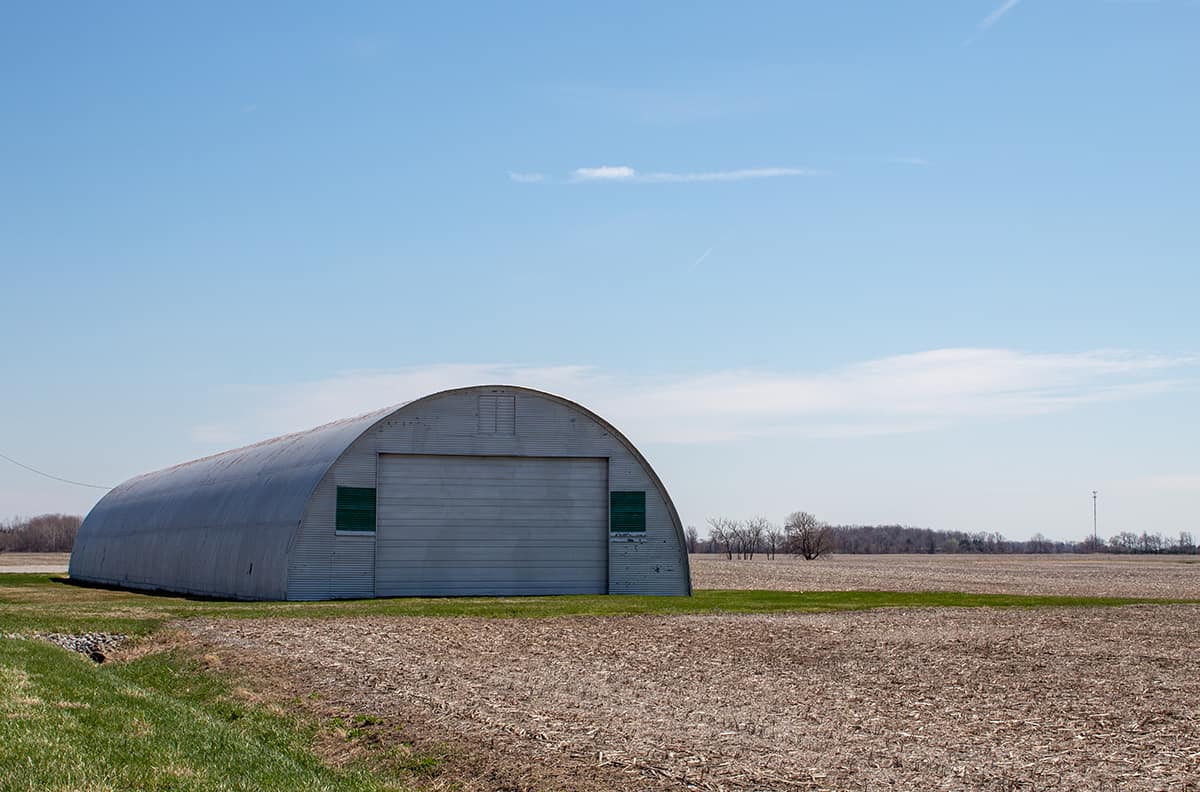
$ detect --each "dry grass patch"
[0,666,41,717]
[0,553,72,566]
[0,552,71,573]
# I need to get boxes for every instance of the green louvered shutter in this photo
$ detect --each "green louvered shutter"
[609,491,646,533]
[336,486,376,532]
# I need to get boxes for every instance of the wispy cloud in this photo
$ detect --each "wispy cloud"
[570,165,814,184]
[572,165,636,182]
[890,156,930,166]
[980,0,1022,29]
[190,349,1195,447]
[627,349,1192,440]
[508,171,545,183]
[966,0,1022,44]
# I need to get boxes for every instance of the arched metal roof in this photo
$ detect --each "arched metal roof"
[74,405,395,545]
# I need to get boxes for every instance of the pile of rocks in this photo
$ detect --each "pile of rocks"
[37,632,128,663]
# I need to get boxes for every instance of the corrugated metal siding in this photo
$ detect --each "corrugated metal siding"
[375,454,607,596]
[287,431,378,600]
[287,477,333,600]
[330,535,376,598]
[70,406,394,600]
[290,387,689,597]
[476,394,515,435]
[606,446,684,595]
[495,395,516,435]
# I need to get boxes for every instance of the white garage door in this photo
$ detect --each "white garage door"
[375,454,609,596]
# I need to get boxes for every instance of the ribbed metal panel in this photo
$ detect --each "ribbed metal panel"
[71,405,394,600]
[374,454,607,596]
[287,431,379,600]
[287,476,334,600]
[330,534,376,598]
[477,394,516,434]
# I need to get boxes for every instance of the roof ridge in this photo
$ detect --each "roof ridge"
[116,403,402,488]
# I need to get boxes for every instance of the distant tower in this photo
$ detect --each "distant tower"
[1092,490,1098,551]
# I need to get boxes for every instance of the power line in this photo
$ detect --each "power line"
[0,452,112,490]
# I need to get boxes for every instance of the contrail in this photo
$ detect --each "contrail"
[979,0,1021,31]
[965,0,1022,45]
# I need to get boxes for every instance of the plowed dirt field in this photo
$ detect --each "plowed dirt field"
[690,553,1200,599]
[187,602,1200,791]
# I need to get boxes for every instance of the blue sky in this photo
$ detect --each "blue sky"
[1,1,1197,541]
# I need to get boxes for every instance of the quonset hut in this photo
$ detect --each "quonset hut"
[69,386,691,600]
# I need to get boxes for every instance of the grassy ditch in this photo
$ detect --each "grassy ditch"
[0,637,434,792]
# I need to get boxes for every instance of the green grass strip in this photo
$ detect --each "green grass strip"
[0,639,411,792]
[0,573,1187,636]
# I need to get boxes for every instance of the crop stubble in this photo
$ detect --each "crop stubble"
[691,553,1200,599]
[187,603,1200,791]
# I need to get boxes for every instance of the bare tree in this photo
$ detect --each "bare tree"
[706,517,737,560]
[1109,532,1139,553]
[684,525,700,554]
[764,523,783,560]
[0,514,81,553]
[1140,531,1164,554]
[784,511,834,560]
[743,516,769,560]
[728,519,750,559]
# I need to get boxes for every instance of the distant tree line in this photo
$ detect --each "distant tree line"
[0,514,81,553]
[687,513,836,560]
[686,518,1198,557]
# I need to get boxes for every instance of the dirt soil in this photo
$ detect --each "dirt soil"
[690,553,1200,599]
[0,552,70,573]
[185,605,1200,791]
